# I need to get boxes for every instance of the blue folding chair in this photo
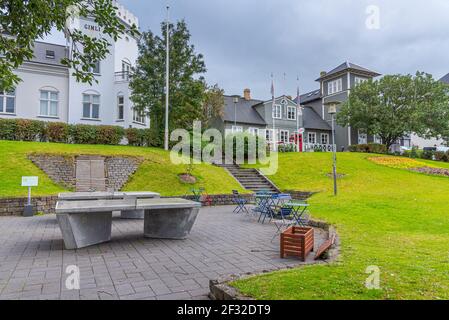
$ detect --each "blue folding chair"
[232,190,248,214]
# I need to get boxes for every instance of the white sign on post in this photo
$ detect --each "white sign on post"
[22,176,39,187]
[298,128,305,134]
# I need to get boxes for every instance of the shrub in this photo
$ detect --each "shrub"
[349,143,387,154]
[421,149,434,160]
[15,119,45,141]
[46,122,69,143]
[96,126,125,145]
[224,132,267,163]
[434,151,449,162]
[278,143,298,153]
[0,119,18,140]
[126,128,146,146]
[69,124,98,144]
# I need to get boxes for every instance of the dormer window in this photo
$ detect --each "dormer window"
[46,50,55,59]
[328,78,343,95]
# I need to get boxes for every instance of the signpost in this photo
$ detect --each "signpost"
[22,176,38,217]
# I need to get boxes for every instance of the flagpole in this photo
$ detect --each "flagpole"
[164,5,170,151]
[271,73,277,152]
[296,76,301,153]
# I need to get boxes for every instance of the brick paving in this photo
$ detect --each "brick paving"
[0,206,326,300]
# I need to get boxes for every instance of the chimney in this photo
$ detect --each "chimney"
[320,71,327,78]
[243,88,251,101]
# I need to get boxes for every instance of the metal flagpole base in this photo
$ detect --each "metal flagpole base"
[23,205,34,217]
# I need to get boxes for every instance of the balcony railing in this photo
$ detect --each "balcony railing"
[304,143,335,152]
[114,71,132,82]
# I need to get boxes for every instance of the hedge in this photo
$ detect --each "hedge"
[0,118,152,146]
[348,143,387,154]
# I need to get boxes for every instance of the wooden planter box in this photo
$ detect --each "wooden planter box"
[280,226,314,261]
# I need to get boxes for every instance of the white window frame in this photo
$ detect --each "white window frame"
[39,90,59,117]
[0,89,16,114]
[321,133,329,145]
[355,77,368,86]
[89,61,101,75]
[328,78,343,95]
[266,129,274,142]
[248,127,259,136]
[82,93,100,120]
[133,108,146,125]
[122,60,131,80]
[287,106,297,120]
[272,104,282,119]
[373,135,382,144]
[117,95,124,121]
[358,130,368,144]
[308,132,317,144]
[280,130,289,143]
[231,125,243,133]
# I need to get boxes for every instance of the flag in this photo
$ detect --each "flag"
[270,73,275,98]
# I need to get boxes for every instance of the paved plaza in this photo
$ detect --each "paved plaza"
[0,206,326,300]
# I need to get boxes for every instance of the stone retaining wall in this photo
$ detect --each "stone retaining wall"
[0,191,314,216]
[105,157,143,191]
[0,196,57,216]
[28,154,75,189]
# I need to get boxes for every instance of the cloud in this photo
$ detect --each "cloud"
[48,0,449,100]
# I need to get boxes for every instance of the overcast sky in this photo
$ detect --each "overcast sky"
[48,0,449,100]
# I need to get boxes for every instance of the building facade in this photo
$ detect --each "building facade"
[0,1,148,129]
[212,89,332,151]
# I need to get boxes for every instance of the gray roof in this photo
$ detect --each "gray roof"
[222,95,266,125]
[440,73,449,84]
[28,41,68,67]
[303,107,331,131]
[316,61,381,81]
[294,89,322,104]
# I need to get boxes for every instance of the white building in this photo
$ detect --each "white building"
[0,1,148,129]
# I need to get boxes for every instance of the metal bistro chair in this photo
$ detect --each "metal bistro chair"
[270,206,296,242]
[232,190,249,214]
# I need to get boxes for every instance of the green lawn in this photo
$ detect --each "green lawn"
[234,152,449,300]
[0,140,246,198]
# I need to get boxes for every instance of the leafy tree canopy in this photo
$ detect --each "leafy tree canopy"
[130,20,224,146]
[337,72,449,148]
[0,0,138,89]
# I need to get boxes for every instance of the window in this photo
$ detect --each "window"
[122,60,131,80]
[231,125,243,133]
[39,90,58,117]
[328,78,343,95]
[117,96,124,120]
[308,132,316,144]
[287,106,297,120]
[0,89,16,114]
[133,109,146,124]
[82,94,100,119]
[272,105,281,119]
[374,135,382,144]
[358,130,368,144]
[355,77,367,86]
[280,130,289,143]
[266,129,273,142]
[248,127,259,136]
[89,61,100,74]
[46,50,55,59]
[321,133,329,145]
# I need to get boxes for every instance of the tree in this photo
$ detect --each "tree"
[337,72,449,149]
[130,20,223,145]
[0,0,138,89]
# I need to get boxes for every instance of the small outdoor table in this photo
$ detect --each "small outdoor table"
[284,201,309,226]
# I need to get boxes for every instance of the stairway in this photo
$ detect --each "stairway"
[218,164,280,193]
[75,156,107,192]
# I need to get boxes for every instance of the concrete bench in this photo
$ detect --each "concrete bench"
[55,198,201,249]
[58,191,160,219]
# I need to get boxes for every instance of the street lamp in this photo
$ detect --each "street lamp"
[324,101,340,196]
[233,96,239,128]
